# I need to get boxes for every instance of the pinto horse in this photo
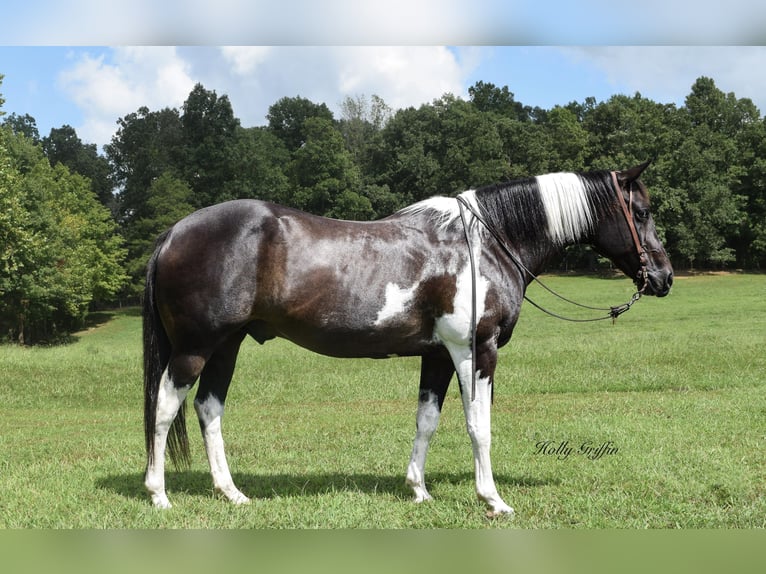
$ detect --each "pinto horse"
[143,162,673,514]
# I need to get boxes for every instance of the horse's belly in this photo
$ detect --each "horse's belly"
[263,316,437,359]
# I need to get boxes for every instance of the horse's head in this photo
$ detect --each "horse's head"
[593,162,674,297]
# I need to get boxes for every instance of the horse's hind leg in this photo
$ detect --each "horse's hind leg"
[194,331,250,505]
[145,354,204,509]
[406,351,454,503]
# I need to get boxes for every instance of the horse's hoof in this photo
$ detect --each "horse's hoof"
[485,506,515,519]
[151,494,172,509]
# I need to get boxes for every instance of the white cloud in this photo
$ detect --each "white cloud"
[213,46,477,129]
[220,47,274,76]
[57,46,478,148]
[219,46,476,126]
[58,47,196,147]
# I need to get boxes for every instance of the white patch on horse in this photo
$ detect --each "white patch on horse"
[406,390,442,503]
[444,343,514,516]
[374,282,418,326]
[194,394,250,505]
[433,258,488,346]
[144,368,191,509]
[536,172,595,245]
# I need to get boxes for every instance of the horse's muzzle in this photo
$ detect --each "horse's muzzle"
[643,270,673,297]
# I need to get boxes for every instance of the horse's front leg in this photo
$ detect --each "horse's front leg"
[446,340,514,517]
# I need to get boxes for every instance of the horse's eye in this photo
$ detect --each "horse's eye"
[635,209,650,222]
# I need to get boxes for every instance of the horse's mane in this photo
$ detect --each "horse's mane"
[397,170,616,246]
[474,170,616,245]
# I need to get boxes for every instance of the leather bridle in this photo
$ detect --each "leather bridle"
[610,171,649,295]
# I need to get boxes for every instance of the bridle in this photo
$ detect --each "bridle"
[610,171,649,295]
[457,171,654,401]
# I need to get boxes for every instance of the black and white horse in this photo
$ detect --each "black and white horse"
[143,162,673,515]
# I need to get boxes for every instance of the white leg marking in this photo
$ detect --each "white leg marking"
[445,343,514,517]
[145,368,190,509]
[405,390,442,503]
[195,395,250,505]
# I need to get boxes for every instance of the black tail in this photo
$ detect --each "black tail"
[143,230,190,469]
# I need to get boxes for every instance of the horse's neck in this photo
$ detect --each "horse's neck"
[490,226,583,287]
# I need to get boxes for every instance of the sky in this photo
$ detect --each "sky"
[1,2,766,151]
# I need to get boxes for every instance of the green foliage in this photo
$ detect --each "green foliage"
[541,106,589,171]
[3,112,40,142]
[288,116,366,217]
[41,125,113,206]
[122,172,195,296]
[0,126,126,343]
[180,83,242,206]
[267,95,335,151]
[105,105,185,224]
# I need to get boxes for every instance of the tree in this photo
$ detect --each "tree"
[540,106,589,171]
[1,121,126,343]
[376,95,510,204]
[287,116,370,219]
[652,79,750,267]
[2,112,39,143]
[224,126,291,205]
[122,172,195,296]
[734,115,766,267]
[432,95,510,191]
[180,83,241,207]
[497,118,555,178]
[376,103,442,203]
[267,96,334,151]
[468,81,531,122]
[42,125,113,207]
[338,94,392,166]
[106,105,185,224]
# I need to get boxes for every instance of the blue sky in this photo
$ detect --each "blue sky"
[1,2,766,150]
[3,45,766,152]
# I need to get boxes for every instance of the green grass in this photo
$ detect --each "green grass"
[1,274,764,528]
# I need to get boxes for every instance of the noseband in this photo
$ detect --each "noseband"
[610,171,649,295]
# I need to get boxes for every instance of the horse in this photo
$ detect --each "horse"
[143,161,673,515]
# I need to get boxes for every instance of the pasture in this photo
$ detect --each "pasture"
[1,273,764,528]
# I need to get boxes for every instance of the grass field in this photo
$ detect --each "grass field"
[1,273,764,528]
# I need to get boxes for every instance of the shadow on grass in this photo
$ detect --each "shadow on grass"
[83,311,118,329]
[17,308,139,347]
[96,470,558,503]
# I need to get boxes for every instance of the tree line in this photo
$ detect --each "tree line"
[2,75,765,343]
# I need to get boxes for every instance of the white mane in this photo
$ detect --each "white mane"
[397,190,481,231]
[535,172,595,245]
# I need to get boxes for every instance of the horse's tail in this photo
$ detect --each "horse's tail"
[143,229,190,469]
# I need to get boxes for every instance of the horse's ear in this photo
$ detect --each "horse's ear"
[617,160,652,184]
